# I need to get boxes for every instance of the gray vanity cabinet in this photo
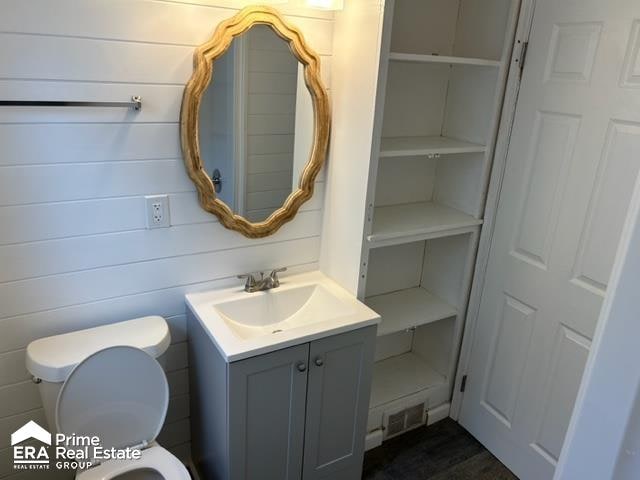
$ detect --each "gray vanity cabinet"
[188,310,376,480]
[302,327,376,480]
[228,343,309,480]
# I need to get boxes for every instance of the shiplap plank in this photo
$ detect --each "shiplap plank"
[167,369,189,397]
[0,209,322,282]
[0,198,143,246]
[247,94,296,115]
[0,33,331,89]
[1,445,15,477]
[247,114,295,135]
[248,134,294,154]
[0,0,333,53]
[0,192,204,244]
[0,160,193,206]
[0,34,193,84]
[0,409,47,449]
[248,154,295,174]
[0,123,181,166]
[169,442,192,463]
[0,236,320,319]
[0,180,323,245]
[249,50,299,73]
[166,394,190,424]
[0,262,318,355]
[0,351,29,390]
[0,381,40,418]
[158,418,191,448]
[248,72,297,95]
[247,171,293,192]
[164,342,189,373]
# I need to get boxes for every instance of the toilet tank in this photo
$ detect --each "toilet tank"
[26,316,171,431]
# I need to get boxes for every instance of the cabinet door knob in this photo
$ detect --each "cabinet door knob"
[314,357,324,367]
[296,362,307,372]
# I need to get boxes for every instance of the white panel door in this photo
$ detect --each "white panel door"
[460,0,640,479]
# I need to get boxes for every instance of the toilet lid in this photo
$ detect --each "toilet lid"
[56,346,169,450]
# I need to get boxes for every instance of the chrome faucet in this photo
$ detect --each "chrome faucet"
[238,267,287,293]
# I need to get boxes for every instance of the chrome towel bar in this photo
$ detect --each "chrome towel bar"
[0,95,142,111]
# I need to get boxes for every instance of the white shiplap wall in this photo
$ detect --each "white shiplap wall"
[0,1,333,478]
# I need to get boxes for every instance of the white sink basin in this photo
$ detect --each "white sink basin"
[186,271,380,361]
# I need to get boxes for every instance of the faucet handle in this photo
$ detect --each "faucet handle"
[268,267,287,287]
[237,273,258,289]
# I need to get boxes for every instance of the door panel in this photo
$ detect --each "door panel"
[460,0,640,478]
[572,120,640,293]
[530,326,590,463]
[482,294,536,427]
[229,343,309,480]
[511,112,579,269]
[302,326,376,480]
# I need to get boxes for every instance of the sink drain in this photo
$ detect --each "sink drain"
[272,329,283,334]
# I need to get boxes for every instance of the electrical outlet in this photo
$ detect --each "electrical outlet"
[145,195,170,229]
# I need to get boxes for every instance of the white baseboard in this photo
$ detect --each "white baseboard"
[365,429,384,451]
[427,402,450,425]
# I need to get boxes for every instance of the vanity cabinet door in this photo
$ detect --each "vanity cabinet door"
[302,326,376,480]
[228,343,310,480]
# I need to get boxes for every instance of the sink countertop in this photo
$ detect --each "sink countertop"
[185,271,380,362]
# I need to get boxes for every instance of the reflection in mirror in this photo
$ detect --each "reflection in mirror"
[199,25,313,223]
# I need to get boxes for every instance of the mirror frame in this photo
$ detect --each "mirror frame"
[180,6,330,238]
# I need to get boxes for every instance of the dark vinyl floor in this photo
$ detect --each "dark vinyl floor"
[362,419,518,480]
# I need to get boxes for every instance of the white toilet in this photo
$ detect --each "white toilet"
[25,316,191,480]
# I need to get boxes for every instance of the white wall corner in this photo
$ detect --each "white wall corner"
[319,0,386,294]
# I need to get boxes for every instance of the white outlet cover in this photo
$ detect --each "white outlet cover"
[145,195,170,229]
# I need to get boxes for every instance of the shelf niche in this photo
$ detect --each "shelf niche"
[366,235,472,409]
[389,0,513,61]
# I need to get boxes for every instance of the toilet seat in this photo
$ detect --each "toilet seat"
[56,346,190,480]
[56,346,169,450]
[75,445,190,480]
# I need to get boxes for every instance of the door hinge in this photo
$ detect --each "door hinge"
[516,41,529,77]
[460,375,468,393]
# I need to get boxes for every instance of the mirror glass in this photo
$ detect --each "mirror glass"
[199,25,313,223]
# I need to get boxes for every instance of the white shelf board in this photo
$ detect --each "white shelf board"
[380,136,486,158]
[389,52,501,68]
[366,287,457,337]
[370,352,446,408]
[368,202,483,247]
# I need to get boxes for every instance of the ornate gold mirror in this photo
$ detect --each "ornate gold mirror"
[181,6,330,238]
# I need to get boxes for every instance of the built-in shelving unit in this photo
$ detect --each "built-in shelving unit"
[368,202,483,247]
[380,136,486,158]
[388,52,501,68]
[370,352,446,409]
[366,287,456,337]
[358,0,519,449]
